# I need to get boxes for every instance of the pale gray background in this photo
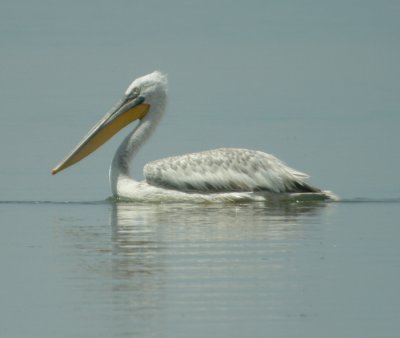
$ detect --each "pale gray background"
[1,0,399,201]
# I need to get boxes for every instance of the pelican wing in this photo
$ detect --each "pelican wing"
[144,148,319,193]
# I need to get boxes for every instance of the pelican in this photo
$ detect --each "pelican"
[52,71,335,202]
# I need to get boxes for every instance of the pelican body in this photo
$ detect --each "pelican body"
[52,71,334,202]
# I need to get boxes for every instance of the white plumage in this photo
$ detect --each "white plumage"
[53,71,336,202]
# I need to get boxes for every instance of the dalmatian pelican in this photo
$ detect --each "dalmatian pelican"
[52,71,335,202]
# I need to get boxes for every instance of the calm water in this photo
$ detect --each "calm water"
[1,199,399,338]
[1,1,400,337]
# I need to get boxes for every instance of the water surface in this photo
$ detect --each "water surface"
[1,199,399,338]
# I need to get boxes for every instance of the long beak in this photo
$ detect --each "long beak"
[52,96,150,175]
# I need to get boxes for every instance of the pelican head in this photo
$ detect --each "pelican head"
[52,71,167,175]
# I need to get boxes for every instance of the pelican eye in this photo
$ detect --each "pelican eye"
[129,87,141,98]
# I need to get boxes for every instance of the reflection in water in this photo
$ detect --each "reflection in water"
[59,201,333,337]
[108,201,331,337]
[111,201,329,255]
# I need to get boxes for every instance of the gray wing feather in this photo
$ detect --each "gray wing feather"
[144,148,319,193]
